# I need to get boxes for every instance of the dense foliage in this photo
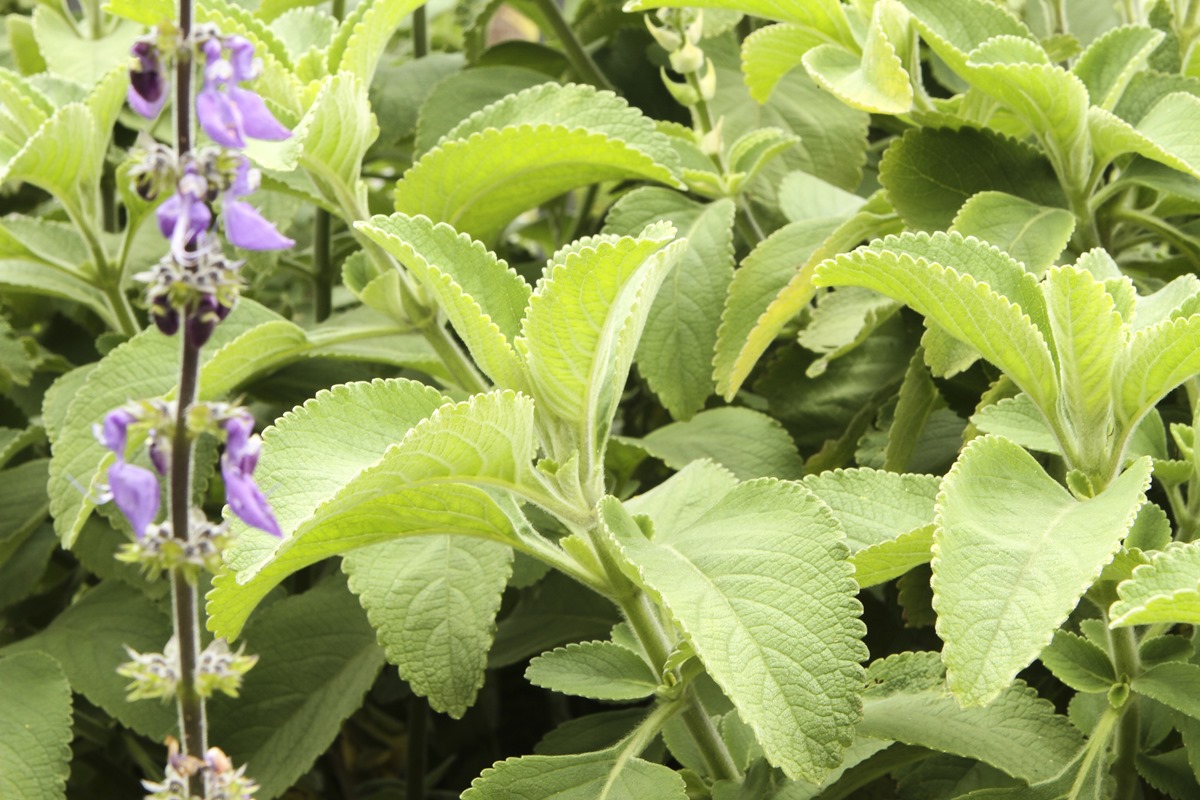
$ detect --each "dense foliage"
[5,0,1200,797]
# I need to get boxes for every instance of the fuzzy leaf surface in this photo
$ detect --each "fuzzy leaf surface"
[526,641,659,701]
[0,652,71,800]
[1110,541,1200,626]
[462,751,687,800]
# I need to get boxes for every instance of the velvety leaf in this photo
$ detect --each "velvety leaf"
[1130,661,1200,718]
[1039,631,1115,693]
[860,652,1082,783]
[802,2,913,115]
[209,577,384,800]
[741,23,831,104]
[413,65,550,156]
[1110,541,1200,626]
[604,190,735,419]
[624,407,804,480]
[291,73,378,210]
[1118,311,1200,428]
[462,750,687,800]
[604,464,867,782]
[901,0,1036,75]
[1089,97,1200,179]
[932,435,1151,706]
[334,0,427,81]
[32,8,138,87]
[0,652,72,800]
[950,192,1074,272]
[970,394,1061,454]
[526,641,659,701]
[102,0,173,25]
[623,0,852,34]
[1072,25,1164,110]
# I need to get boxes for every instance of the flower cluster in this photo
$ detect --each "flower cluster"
[141,740,258,800]
[119,637,258,703]
[95,402,282,562]
[128,27,293,342]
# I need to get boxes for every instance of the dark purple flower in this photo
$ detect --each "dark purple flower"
[148,431,170,475]
[187,292,223,346]
[108,460,161,538]
[128,40,168,119]
[150,294,180,336]
[196,37,290,149]
[95,408,137,455]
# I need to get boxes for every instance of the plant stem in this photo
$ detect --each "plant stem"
[406,694,429,800]
[413,4,428,58]
[1105,622,1141,800]
[332,0,346,18]
[313,209,333,322]
[528,0,616,92]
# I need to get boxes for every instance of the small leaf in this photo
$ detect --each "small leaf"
[1109,541,1200,627]
[802,2,913,114]
[932,435,1151,706]
[291,73,378,209]
[741,23,832,104]
[1039,631,1115,693]
[604,465,867,782]
[950,191,1074,273]
[0,652,72,800]
[1118,311,1200,428]
[335,0,427,81]
[1131,662,1200,719]
[901,0,1036,75]
[1072,25,1164,111]
[971,394,1061,455]
[462,750,687,800]
[623,407,804,480]
[526,641,659,701]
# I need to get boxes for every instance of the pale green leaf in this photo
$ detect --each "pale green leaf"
[777,171,866,223]
[343,536,511,717]
[901,0,1036,75]
[49,301,282,547]
[950,192,1074,273]
[1089,99,1200,179]
[208,577,383,800]
[802,2,913,115]
[32,8,138,87]
[932,435,1151,706]
[1118,312,1200,428]
[355,213,530,388]
[1040,631,1115,693]
[1072,25,1164,111]
[741,23,832,104]
[971,394,1061,454]
[0,581,175,740]
[624,0,852,35]
[603,466,866,782]
[413,66,548,157]
[518,225,684,468]
[604,190,735,419]
[462,750,687,800]
[1109,541,1200,627]
[881,349,951,473]
[0,68,52,141]
[812,239,1059,414]
[335,0,425,81]
[208,391,536,639]
[269,8,337,61]
[859,651,1083,783]
[797,286,899,377]
[1131,661,1200,718]
[292,73,378,211]
[103,0,173,25]
[0,652,71,800]
[624,407,804,480]
[526,641,659,701]
[879,126,1064,231]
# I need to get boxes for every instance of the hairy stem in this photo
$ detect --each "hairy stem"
[313,209,333,322]
[528,0,615,91]
[1105,622,1140,800]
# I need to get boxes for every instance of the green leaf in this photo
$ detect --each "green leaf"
[355,213,531,388]
[291,73,378,212]
[32,8,139,87]
[879,126,1065,231]
[859,651,1083,783]
[518,225,685,470]
[1131,661,1200,718]
[1109,541,1200,627]
[802,2,913,115]
[343,536,511,717]
[777,171,866,223]
[812,235,1059,415]
[1118,311,1200,429]
[604,190,735,419]
[0,652,72,800]
[209,577,384,800]
[624,0,851,34]
[803,468,940,587]
[1089,97,1200,179]
[103,0,174,25]
[604,464,867,782]
[490,572,620,668]
[334,0,426,81]
[901,0,1036,75]
[208,391,536,639]
[797,286,900,378]
[395,84,681,242]
[1039,631,1115,693]
[49,300,282,548]
[741,23,832,104]
[972,394,1062,455]
[462,750,687,800]
[1072,25,1164,111]
[950,191,1075,273]
[526,641,659,701]
[0,581,175,740]
[932,435,1152,706]
[413,66,548,156]
[623,407,805,480]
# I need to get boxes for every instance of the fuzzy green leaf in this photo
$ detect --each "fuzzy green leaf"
[1130,662,1200,718]
[526,641,659,701]
[1110,541,1200,627]
[334,0,426,81]
[604,463,866,782]
[802,2,913,114]
[741,23,832,103]
[1040,631,1115,693]
[1089,99,1200,179]
[859,651,1083,783]
[0,652,72,800]
[355,214,530,388]
[604,190,735,419]
[209,578,384,800]
[624,407,805,480]
[901,0,1036,75]
[1072,25,1164,111]
[462,751,687,800]
[1118,311,1200,428]
[623,0,851,34]
[291,73,378,210]
[950,192,1074,273]
[932,435,1151,706]
[103,0,173,25]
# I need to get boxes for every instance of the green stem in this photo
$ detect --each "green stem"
[1068,186,1102,253]
[413,4,428,58]
[331,0,346,19]
[1105,622,1141,800]
[313,209,333,322]
[528,0,616,92]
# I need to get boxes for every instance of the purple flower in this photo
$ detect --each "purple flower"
[196,36,290,149]
[222,158,293,251]
[220,412,280,537]
[108,460,161,538]
[157,165,212,260]
[94,408,137,456]
[187,292,223,346]
[128,40,168,119]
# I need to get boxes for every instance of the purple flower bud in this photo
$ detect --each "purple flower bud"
[223,198,294,250]
[94,408,137,455]
[128,40,168,119]
[148,430,170,475]
[108,460,161,538]
[221,459,281,537]
[187,293,223,346]
[227,37,259,82]
[151,295,180,336]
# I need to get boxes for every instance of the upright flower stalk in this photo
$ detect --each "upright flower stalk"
[98,7,292,798]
